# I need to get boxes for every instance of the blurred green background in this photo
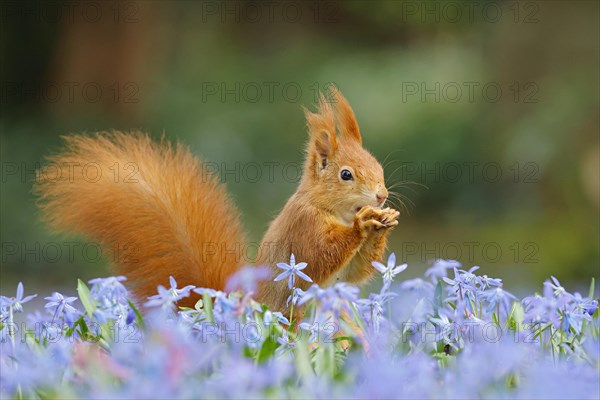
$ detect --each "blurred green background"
[1,0,598,297]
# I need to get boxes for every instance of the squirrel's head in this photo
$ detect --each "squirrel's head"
[301,88,387,225]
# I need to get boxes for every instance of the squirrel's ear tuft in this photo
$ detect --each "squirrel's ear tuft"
[330,86,362,144]
[304,96,337,168]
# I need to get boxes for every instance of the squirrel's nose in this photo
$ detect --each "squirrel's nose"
[376,188,388,205]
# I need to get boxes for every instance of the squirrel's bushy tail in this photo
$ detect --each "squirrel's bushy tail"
[35,131,246,306]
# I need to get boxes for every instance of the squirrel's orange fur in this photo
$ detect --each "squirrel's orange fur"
[35,88,398,312]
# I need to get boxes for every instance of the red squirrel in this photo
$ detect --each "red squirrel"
[35,88,399,312]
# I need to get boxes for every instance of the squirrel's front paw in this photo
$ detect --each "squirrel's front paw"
[377,207,400,229]
[354,206,399,234]
[354,206,383,234]
[354,206,399,235]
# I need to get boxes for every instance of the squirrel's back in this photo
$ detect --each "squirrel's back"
[35,131,245,306]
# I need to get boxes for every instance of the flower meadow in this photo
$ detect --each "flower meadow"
[1,255,599,399]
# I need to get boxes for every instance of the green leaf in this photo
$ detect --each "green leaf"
[589,277,595,300]
[348,302,366,332]
[294,336,315,380]
[128,300,146,330]
[506,372,520,389]
[77,279,94,316]
[432,352,453,368]
[492,312,499,325]
[314,344,335,379]
[333,336,353,343]
[507,302,524,331]
[202,292,214,323]
[243,346,254,359]
[256,335,279,364]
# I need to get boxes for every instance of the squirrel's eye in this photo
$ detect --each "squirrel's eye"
[340,169,353,181]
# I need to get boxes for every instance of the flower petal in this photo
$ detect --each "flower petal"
[16,282,24,300]
[372,261,386,273]
[21,294,37,303]
[442,277,456,286]
[295,262,308,270]
[295,270,313,283]
[276,262,291,270]
[387,253,396,269]
[393,264,408,274]
[273,270,291,282]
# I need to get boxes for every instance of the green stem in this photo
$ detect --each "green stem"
[289,288,295,329]
[497,303,501,326]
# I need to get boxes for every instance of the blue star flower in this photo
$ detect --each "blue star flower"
[372,253,407,289]
[145,276,195,310]
[273,254,313,289]
[482,286,518,314]
[425,259,461,281]
[44,292,78,321]
[1,282,37,313]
